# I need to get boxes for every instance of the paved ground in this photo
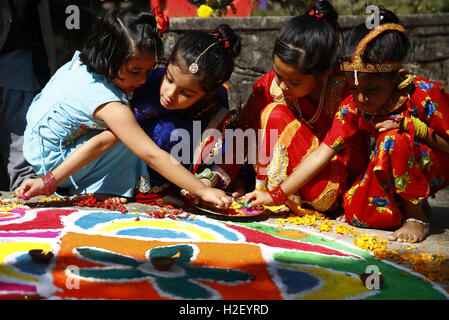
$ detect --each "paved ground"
[1,188,448,292]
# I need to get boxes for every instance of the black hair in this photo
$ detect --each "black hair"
[80,8,164,82]
[340,8,410,69]
[169,24,241,93]
[273,0,341,75]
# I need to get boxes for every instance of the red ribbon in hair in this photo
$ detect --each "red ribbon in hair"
[211,31,232,55]
[152,7,170,36]
[309,9,324,19]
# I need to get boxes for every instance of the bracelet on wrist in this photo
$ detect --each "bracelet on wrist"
[194,168,218,186]
[400,116,428,140]
[268,185,288,206]
[411,117,428,140]
[42,171,57,196]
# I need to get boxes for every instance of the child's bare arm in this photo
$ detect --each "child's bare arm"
[14,130,118,199]
[95,102,231,207]
[375,118,449,153]
[425,131,449,153]
[246,143,337,207]
[51,130,119,184]
[282,143,336,195]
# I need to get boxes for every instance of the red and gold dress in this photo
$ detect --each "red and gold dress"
[224,69,368,212]
[323,75,449,229]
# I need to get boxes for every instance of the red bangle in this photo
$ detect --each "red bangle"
[42,171,57,196]
[268,185,288,206]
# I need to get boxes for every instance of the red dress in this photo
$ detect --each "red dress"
[221,69,368,212]
[323,76,449,229]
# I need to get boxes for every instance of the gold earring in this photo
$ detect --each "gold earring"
[397,74,414,90]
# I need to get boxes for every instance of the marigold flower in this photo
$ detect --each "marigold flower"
[319,222,333,232]
[197,4,214,17]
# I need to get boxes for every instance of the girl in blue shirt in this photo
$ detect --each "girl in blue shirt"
[14,8,231,208]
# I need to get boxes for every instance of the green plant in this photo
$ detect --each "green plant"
[253,0,449,16]
[334,0,449,14]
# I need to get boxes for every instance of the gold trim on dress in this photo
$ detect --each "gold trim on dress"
[306,156,340,212]
[267,144,289,189]
[259,102,284,145]
[270,77,285,104]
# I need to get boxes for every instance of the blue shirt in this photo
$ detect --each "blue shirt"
[23,51,128,175]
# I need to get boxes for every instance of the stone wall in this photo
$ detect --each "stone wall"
[161,14,449,110]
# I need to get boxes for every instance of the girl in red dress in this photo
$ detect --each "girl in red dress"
[216,1,368,214]
[246,9,449,243]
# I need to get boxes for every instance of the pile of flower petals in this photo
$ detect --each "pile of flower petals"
[275,212,449,284]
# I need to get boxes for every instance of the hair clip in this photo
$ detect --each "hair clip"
[210,32,233,56]
[309,9,324,19]
[189,63,199,74]
[189,42,217,74]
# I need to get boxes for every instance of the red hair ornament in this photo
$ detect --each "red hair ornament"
[152,7,169,36]
[309,9,324,19]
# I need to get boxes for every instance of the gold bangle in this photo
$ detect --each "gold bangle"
[401,116,428,140]
[411,116,428,140]
[400,117,409,131]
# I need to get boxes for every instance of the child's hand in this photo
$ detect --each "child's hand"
[180,179,213,201]
[374,119,400,133]
[227,178,246,198]
[244,189,273,207]
[198,187,232,209]
[185,178,213,206]
[199,178,213,188]
[14,178,45,200]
